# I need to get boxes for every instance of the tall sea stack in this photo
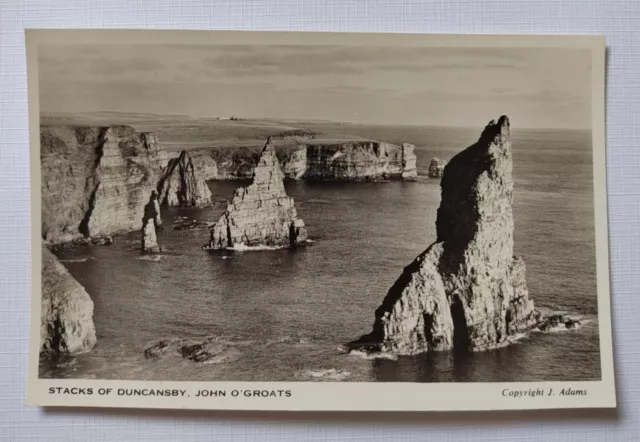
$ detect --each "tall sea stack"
[141,191,161,254]
[158,150,212,207]
[207,138,307,249]
[351,116,539,354]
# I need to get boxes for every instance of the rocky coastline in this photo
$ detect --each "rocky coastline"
[41,117,583,365]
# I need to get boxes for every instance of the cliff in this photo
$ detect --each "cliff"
[206,138,308,249]
[303,140,418,181]
[350,116,540,355]
[427,158,446,178]
[186,138,418,181]
[158,150,212,207]
[41,246,97,355]
[41,125,168,244]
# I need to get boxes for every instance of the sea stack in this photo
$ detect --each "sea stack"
[141,191,161,254]
[427,158,446,178]
[207,138,307,249]
[158,150,212,207]
[41,246,97,356]
[351,116,539,355]
[401,143,418,180]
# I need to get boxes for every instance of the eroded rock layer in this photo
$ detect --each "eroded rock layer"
[158,150,212,207]
[207,138,307,249]
[41,246,97,356]
[352,116,539,355]
[41,125,169,244]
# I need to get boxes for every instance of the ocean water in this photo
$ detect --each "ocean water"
[41,125,601,382]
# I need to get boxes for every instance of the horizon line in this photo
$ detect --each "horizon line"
[40,110,592,132]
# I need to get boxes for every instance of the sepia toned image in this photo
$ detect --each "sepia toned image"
[27,30,613,411]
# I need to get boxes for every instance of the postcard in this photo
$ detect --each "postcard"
[26,29,614,411]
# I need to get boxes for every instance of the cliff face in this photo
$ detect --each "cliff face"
[186,139,418,181]
[41,126,102,244]
[352,116,539,355]
[41,246,97,355]
[158,150,212,207]
[207,138,307,249]
[41,125,169,244]
[303,140,418,181]
[84,126,168,237]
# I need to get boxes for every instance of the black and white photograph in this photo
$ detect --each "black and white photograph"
[27,30,613,411]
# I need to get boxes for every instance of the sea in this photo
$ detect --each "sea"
[41,124,602,382]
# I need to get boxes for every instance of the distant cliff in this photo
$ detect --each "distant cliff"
[349,116,540,355]
[186,138,418,181]
[41,246,97,356]
[304,140,417,181]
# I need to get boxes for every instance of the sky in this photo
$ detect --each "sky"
[38,44,592,129]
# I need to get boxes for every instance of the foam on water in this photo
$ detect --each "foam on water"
[59,257,94,263]
[227,244,286,252]
[346,349,399,361]
[295,368,351,381]
[136,255,166,262]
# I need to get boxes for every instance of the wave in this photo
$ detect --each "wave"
[226,244,286,252]
[303,199,333,205]
[266,336,314,345]
[294,368,351,381]
[136,255,167,262]
[59,257,94,263]
[534,321,584,333]
[345,349,398,361]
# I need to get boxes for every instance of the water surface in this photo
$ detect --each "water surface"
[41,125,601,382]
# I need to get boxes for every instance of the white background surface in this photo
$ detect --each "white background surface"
[1,0,638,440]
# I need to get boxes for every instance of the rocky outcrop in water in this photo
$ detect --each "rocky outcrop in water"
[41,125,169,244]
[206,138,307,249]
[41,246,97,356]
[401,143,418,179]
[303,140,418,181]
[143,337,242,364]
[427,158,446,178]
[158,150,212,207]
[141,191,162,254]
[350,116,540,355]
